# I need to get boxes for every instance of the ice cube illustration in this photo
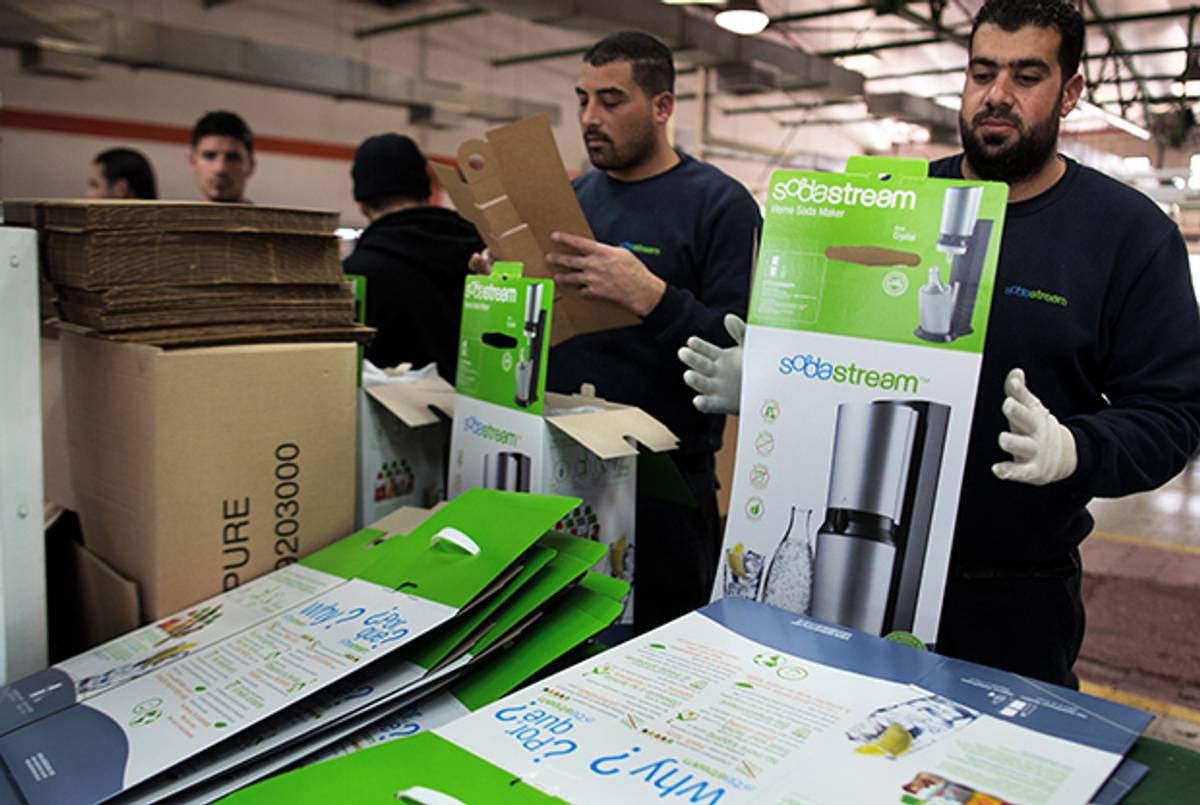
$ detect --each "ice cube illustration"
[846,694,977,757]
[723,543,766,599]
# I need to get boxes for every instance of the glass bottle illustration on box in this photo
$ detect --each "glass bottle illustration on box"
[762,506,816,614]
[723,505,814,611]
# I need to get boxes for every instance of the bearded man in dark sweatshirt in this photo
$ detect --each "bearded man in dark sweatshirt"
[681,0,1200,688]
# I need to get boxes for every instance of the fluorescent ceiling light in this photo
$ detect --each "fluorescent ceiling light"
[715,0,769,35]
[1073,99,1151,141]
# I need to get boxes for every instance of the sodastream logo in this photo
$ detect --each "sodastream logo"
[771,176,916,210]
[778,353,921,393]
[464,279,517,304]
[463,415,520,447]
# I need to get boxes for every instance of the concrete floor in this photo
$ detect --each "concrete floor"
[1080,457,1200,752]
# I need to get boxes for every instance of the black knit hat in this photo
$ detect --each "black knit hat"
[352,133,432,202]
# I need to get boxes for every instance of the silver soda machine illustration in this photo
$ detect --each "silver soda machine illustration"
[514,283,546,408]
[916,185,992,343]
[809,400,950,635]
[483,451,532,493]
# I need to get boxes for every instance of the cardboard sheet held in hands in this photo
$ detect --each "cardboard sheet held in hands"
[431,114,640,345]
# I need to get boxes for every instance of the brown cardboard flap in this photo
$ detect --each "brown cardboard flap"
[60,320,374,348]
[71,539,142,646]
[365,504,440,535]
[364,377,456,428]
[6,198,338,235]
[430,162,484,230]
[437,115,640,344]
[41,336,76,511]
[546,403,679,460]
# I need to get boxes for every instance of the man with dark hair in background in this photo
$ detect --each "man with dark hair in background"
[470,31,761,633]
[87,148,158,199]
[344,133,483,381]
[189,110,255,203]
[682,0,1200,687]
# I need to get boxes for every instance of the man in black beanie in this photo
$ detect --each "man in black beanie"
[345,133,484,382]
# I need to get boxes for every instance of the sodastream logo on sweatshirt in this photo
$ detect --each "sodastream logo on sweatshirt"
[778,353,921,393]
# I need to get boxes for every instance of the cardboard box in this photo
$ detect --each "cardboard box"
[448,269,678,623]
[60,329,357,619]
[356,369,456,528]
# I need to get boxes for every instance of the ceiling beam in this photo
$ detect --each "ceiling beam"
[355,8,487,39]
[723,99,863,115]
[818,35,945,59]
[770,4,876,24]
[1085,7,1200,28]
[778,116,877,127]
[867,65,963,81]
[867,44,1195,84]
[1084,0,1152,126]
[887,1,969,48]
[1088,72,1185,86]
[1099,93,1200,106]
[491,45,588,67]
[1087,44,1189,59]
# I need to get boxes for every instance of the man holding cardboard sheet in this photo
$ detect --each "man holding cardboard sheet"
[474,32,761,632]
[681,0,1200,687]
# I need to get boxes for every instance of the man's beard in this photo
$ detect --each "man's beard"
[960,96,1061,184]
[584,119,657,172]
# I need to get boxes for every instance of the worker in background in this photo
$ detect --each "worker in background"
[189,110,255,203]
[344,133,484,382]
[474,31,762,633]
[86,147,158,199]
[680,0,1200,687]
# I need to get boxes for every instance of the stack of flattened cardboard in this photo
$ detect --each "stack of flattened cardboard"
[4,198,372,348]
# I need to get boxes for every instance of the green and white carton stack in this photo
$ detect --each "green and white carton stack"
[448,265,679,624]
[0,489,625,804]
[177,573,627,803]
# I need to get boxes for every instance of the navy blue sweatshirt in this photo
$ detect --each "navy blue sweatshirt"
[930,155,1200,567]
[548,153,762,457]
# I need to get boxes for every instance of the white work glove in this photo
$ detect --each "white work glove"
[992,368,1078,486]
[678,314,745,415]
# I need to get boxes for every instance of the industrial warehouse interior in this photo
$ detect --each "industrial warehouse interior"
[1,0,1199,802]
